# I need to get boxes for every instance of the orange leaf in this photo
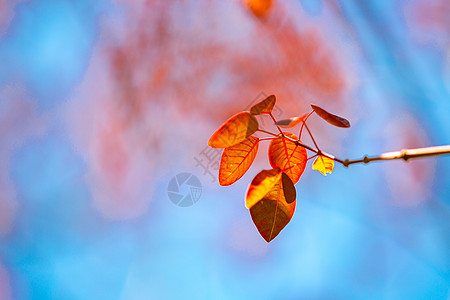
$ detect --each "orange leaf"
[275,114,308,128]
[246,168,282,209]
[268,132,307,184]
[208,112,259,148]
[249,175,296,242]
[250,95,276,115]
[312,155,334,176]
[311,104,350,128]
[219,136,259,186]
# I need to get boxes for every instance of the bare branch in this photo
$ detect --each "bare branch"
[257,130,450,169]
[343,145,450,167]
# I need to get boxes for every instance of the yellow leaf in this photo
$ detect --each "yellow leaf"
[208,112,259,148]
[245,168,282,209]
[219,136,259,186]
[250,95,276,115]
[312,155,334,176]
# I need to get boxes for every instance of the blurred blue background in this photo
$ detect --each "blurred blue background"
[0,0,449,299]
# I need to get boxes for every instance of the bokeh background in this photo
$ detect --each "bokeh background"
[0,0,449,299]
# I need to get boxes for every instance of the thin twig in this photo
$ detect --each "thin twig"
[281,134,345,164]
[269,112,284,135]
[304,124,319,150]
[257,130,450,168]
[342,145,450,167]
[307,154,318,161]
[257,129,279,137]
[259,137,279,141]
[257,128,341,164]
[299,110,314,138]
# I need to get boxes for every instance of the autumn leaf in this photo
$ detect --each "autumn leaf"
[275,114,308,128]
[219,136,259,186]
[250,95,276,115]
[281,172,296,203]
[268,132,307,184]
[246,168,282,209]
[208,112,259,148]
[311,104,350,128]
[312,155,334,175]
[249,176,296,242]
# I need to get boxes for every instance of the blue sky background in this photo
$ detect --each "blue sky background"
[0,0,449,299]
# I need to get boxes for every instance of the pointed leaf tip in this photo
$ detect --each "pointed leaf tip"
[250,95,276,115]
[311,104,350,128]
[249,175,296,242]
[219,136,259,186]
[208,111,259,148]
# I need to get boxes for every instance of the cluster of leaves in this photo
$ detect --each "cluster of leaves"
[208,95,350,242]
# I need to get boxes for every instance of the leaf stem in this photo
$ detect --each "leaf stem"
[280,134,345,164]
[259,137,279,141]
[307,154,318,161]
[299,110,314,138]
[304,123,319,150]
[257,129,279,137]
[269,112,283,135]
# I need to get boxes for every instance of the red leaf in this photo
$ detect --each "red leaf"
[208,112,259,148]
[311,104,350,128]
[250,95,276,115]
[219,136,259,186]
[268,132,307,184]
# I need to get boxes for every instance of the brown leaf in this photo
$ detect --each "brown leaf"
[250,95,276,115]
[268,132,307,184]
[246,168,282,209]
[219,136,259,186]
[281,172,296,203]
[311,104,350,128]
[208,112,259,148]
[275,114,308,128]
[249,177,296,242]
